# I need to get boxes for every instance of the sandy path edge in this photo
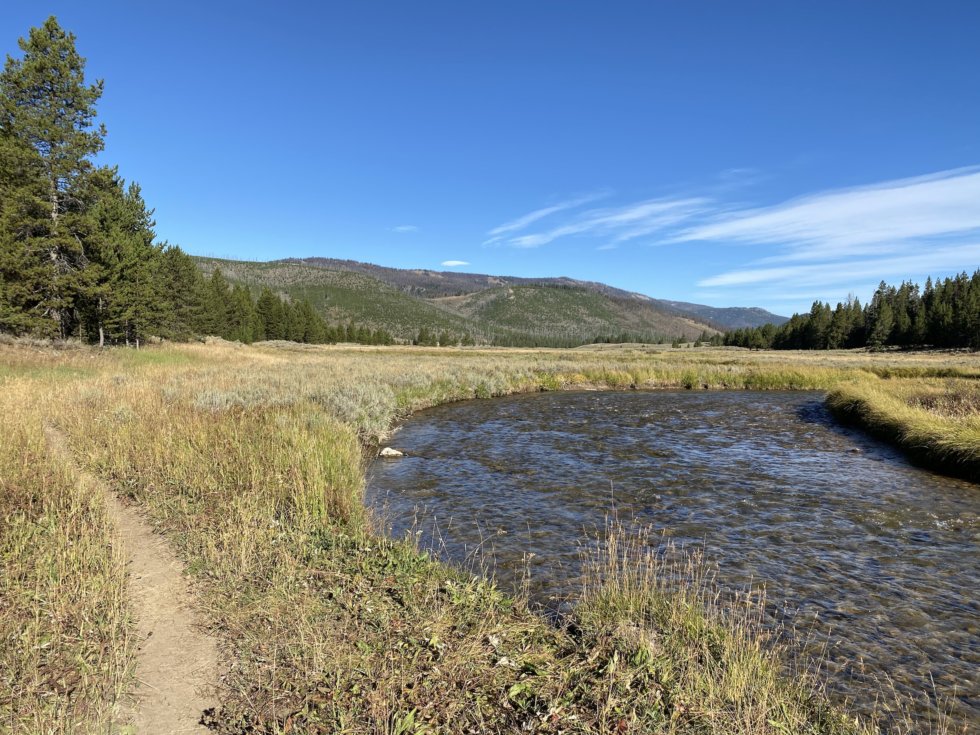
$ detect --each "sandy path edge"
[45,426,220,735]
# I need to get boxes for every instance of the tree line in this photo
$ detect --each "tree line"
[724,272,980,351]
[200,272,393,346]
[0,17,396,348]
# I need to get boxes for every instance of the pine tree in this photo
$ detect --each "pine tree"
[201,270,232,337]
[81,170,163,345]
[157,245,205,340]
[868,299,895,350]
[1,17,105,336]
[226,284,259,343]
[0,124,50,334]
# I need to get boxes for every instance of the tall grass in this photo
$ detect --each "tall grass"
[0,382,132,734]
[827,378,980,480]
[2,340,974,733]
[577,522,873,735]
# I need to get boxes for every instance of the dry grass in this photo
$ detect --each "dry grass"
[1,340,975,733]
[577,521,873,735]
[0,381,133,734]
[827,378,980,480]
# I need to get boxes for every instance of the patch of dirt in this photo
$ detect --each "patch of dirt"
[45,426,220,734]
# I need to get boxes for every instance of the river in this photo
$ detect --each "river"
[366,390,979,730]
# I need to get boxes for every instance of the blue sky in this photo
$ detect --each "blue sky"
[3,1,979,315]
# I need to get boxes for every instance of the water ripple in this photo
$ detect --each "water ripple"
[367,390,979,730]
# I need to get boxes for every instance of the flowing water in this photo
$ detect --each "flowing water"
[366,390,979,731]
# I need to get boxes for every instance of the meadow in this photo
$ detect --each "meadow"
[1,339,976,734]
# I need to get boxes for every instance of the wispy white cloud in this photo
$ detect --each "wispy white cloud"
[699,243,980,288]
[675,167,980,255]
[486,166,980,310]
[499,196,710,249]
[483,191,611,245]
[685,167,980,295]
[391,225,420,233]
[441,260,470,267]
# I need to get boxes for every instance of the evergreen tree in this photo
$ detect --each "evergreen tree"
[227,284,259,343]
[157,245,205,340]
[867,300,893,350]
[82,170,163,345]
[0,17,105,336]
[284,301,305,342]
[201,270,232,337]
[0,122,51,334]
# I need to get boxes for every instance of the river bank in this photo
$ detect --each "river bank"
[828,379,980,481]
[368,389,978,728]
[2,340,975,733]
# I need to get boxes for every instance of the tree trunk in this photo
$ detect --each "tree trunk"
[98,297,104,348]
[49,174,58,223]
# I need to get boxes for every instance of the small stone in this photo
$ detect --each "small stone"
[379,447,404,458]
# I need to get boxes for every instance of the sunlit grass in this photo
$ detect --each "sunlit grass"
[0,380,133,733]
[1,339,973,733]
[828,378,980,480]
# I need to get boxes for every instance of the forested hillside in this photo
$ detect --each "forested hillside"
[435,285,715,344]
[724,273,980,350]
[197,258,481,341]
[652,300,789,330]
[196,257,720,346]
[279,256,789,329]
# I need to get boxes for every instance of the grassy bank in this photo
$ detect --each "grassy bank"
[828,378,980,481]
[1,341,974,733]
[0,378,133,733]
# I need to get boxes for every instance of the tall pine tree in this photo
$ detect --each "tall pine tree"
[0,17,105,337]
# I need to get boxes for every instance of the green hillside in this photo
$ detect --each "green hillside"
[652,299,789,329]
[197,259,482,340]
[281,257,788,329]
[435,286,718,343]
[195,257,720,345]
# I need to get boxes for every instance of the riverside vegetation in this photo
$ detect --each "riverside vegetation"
[2,13,978,735]
[2,339,977,734]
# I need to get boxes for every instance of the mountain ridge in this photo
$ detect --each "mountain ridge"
[195,256,786,345]
[276,257,786,328]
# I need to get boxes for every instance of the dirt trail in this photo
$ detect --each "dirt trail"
[45,427,219,735]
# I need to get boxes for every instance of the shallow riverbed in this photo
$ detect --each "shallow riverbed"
[366,390,978,730]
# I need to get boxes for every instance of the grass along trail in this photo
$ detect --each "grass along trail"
[4,341,975,734]
[44,425,219,735]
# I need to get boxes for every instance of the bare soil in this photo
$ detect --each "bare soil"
[45,426,220,735]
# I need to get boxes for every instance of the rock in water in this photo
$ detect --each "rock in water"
[379,447,404,458]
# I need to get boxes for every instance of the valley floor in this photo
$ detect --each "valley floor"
[1,340,976,734]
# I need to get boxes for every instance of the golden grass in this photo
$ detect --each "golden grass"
[578,522,868,735]
[0,381,133,734]
[1,339,975,733]
[827,378,980,480]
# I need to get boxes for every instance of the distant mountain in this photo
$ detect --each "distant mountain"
[196,259,478,339]
[652,300,789,330]
[430,286,713,343]
[279,257,647,300]
[279,258,786,330]
[195,256,778,344]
